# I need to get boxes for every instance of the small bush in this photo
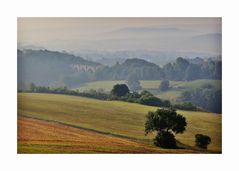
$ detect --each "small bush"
[195,134,211,149]
[173,102,198,111]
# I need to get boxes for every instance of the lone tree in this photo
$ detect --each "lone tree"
[195,134,211,149]
[145,108,187,148]
[159,80,170,91]
[111,84,130,97]
[126,74,142,92]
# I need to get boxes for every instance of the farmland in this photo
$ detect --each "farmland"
[18,93,221,153]
[18,117,176,153]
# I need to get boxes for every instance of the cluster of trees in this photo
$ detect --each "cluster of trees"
[18,49,221,90]
[23,83,172,108]
[162,57,221,81]
[25,83,109,100]
[180,84,222,113]
[95,58,164,81]
[111,84,171,108]
[173,102,199,111]
[145,108,211,149]
[23,83,205,111]
[95,57,221,82]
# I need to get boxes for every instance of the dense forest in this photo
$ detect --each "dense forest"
[96,57,221,81]
[180,84,222,113]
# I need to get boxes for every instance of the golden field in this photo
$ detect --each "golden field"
[18,93,221,153]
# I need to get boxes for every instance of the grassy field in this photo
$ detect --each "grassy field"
[18,93,221,153]
[75,79,222,102]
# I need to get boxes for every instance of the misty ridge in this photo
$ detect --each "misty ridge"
[17,48,221,89]
[18,20,221,55]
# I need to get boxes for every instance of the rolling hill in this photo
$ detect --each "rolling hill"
[19,117,178,153]
[18,93,221,153]
[94,58,164,80]
[17,49,101,89]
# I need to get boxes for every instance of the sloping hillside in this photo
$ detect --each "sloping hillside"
[18,93,221,152]
[19,117,181,153]
[17,49,101,88]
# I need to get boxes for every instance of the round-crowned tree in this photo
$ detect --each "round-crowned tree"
[111,84,130,97]
[145,108,187,148]
[195,134,211,149]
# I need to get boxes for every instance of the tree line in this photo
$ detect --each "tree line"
[180,84,222,113]
[94,57,221,83]
[20,83,204,112]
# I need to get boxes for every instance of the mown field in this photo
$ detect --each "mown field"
[18,93,221,153]
[75,79,222,102]
[19,117,185,153]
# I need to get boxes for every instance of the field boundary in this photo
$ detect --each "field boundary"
[18,115,148,143]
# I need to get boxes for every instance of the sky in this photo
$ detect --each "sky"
[18,18,221,55]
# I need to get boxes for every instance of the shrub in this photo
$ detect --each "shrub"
[139,95,163,106]
[195,134,211,149]
[173,102,198,111]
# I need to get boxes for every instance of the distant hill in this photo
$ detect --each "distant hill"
[192,33,221,42]
[18,49,101,89]
[78,50,213,66]
[18,49,221,89]
[94,57,221,81]
[189,33,222,54]
[95,58,164,80]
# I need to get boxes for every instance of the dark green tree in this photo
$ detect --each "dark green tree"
[145,108,187,148]
[159,80,170,91]
[195,134,211,149]
[111,84,130,97]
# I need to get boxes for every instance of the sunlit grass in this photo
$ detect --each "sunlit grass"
[18,93,221,152]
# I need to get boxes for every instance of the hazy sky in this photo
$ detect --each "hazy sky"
[18,18,221,54]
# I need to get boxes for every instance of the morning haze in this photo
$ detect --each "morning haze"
[18,17,221,55]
